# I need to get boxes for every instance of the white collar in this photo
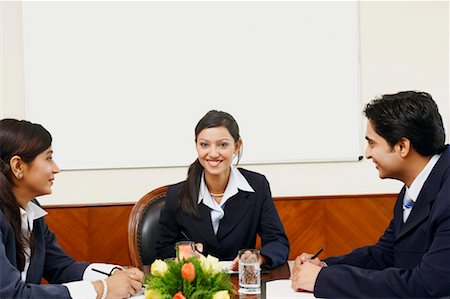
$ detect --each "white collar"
[406,154,441,202]
[19,201,47,232]
[198,166,254,207]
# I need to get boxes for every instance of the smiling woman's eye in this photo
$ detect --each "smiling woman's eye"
[219,142,229,148]
[199,142,209,148]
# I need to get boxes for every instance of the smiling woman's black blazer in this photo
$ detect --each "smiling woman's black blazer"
[155,168,289,268]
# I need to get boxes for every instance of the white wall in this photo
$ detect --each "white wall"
[21,1,363,170]
[1,1,449,205]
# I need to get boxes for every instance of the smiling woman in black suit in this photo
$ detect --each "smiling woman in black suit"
[155,110,289,269]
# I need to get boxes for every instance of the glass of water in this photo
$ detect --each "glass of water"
[175,241,195,261]
[238,249,261,294]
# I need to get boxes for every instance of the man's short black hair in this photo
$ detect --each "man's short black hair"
[364,91,446,156]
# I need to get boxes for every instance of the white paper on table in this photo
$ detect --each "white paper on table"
[265,279,317,298]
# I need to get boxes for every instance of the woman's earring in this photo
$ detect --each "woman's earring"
[17,172,23,179]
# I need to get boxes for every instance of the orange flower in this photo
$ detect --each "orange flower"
[181,262,196,282]
[173,291,186,299]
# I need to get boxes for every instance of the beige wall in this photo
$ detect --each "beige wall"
[1,1,449,205]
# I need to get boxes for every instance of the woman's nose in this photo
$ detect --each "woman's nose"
[209,146,220,158]
[53,162,61,173]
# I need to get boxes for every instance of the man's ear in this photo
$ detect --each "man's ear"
[396,137,411,158]
[9,155,25,180]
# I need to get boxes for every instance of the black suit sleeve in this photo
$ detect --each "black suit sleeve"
[257,176,290,268]
[314,179,450,298]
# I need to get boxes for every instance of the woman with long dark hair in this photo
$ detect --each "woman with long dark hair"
[0,119,144,298]
[155,110,289,269]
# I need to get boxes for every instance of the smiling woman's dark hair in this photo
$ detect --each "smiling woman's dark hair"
[179,110,241,217]
[0,118,52,271]
[364,91,446,156]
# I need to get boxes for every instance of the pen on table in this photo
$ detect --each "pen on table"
[310,247,324,260]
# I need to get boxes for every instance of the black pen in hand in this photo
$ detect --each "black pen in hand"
[92,266,122,277]
[92,268,111,276]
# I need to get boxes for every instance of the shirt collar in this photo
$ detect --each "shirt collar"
[406,154,441,202]
[198,166,255,206]
[19,201,47,232]
[227,166,255,194]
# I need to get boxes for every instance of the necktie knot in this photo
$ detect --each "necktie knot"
[403,194,414,209]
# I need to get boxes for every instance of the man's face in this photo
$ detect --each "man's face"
[365,121,403,180]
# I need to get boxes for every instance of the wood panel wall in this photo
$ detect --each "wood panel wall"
[43,194,396,267]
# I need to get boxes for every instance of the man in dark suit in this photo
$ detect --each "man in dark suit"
[291,91,450,298]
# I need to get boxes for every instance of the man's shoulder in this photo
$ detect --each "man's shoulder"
[440,144,450,160]
[433,145,450,181]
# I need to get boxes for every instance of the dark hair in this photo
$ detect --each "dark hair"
[180,110,241,217]
[364,91,446,156]
[0,118,52,271]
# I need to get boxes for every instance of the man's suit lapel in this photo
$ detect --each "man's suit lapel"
[394,188,405,237]
[396,149,447,240]
[216,191,254,240]
[188,203,221,247]
[397,189,431,240]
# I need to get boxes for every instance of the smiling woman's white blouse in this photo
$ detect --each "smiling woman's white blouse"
[198,166,255,235]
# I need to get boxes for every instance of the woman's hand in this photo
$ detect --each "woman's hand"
[231,252,267,271]
[194,243,204,259]
[122,267,145,283]
[231,256,239,271]
[106,270,143,298]
[108,269,142,298]
[92,267,144,299]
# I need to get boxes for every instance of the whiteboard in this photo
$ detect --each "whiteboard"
[22,1,362,170]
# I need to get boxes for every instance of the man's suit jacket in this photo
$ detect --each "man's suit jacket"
[0,200,89,298]
[155,168,290,268]
[315,145,450,298]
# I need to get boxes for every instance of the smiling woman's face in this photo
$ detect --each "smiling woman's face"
[196,126,240,181]
[19,146,60,198]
